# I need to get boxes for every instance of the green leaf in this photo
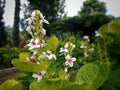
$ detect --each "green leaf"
[98,19,120,39]
[109,20,120,35]
[60,83,87,90]
[105,68,120,88]
[0,79,22,90]
[19,53,29,61]
[12,60,46,72]
[98,25,109,39]
[30,80,61,90]
[75,61,109,90]
[46,35,59,52]
[58,70,66,80]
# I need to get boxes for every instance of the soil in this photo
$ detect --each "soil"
[0,67,19,85]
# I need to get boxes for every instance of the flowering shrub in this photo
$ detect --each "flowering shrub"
[0,10,110,90]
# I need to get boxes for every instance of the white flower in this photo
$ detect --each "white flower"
[70,43,75,51]
[83,35,90,42]
[80,44,87,48]
[27,38,40,50]
[26,16,35,25]
[26,25,35,37]
[38,52,47,60]
[40,28,46,36]
[40,13,49,24]
[84,52,88,57]
[64,67,68,72]
[65,55,76,67]
[83,35,89,40]
[89,48,94,52]
[33,50,37,55]
[60,43,68,55]
[47,50,56,60]
[32,71,46,82]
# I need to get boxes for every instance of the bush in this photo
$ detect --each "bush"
[0,47,28,69]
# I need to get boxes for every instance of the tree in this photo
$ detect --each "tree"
[26,0,66,22]
[0,0,7,47]
[78,0,107,15]
[78,0,112,42]
[13,0,20,47]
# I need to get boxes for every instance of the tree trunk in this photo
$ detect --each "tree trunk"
[0,0,6,47]
[13,0,20,47]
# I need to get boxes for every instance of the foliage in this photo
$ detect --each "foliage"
[27,0,66,21]
[98,19,120,90]
[0,48,28,69]
[77,0,114,42]
[0,79,23,90]
[49,13,111,41]
[0,10,112,90]
[78,0,107,15]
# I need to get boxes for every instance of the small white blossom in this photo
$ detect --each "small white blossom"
[27,38,40,50]
[65,55,76,67]
[36,62,40,64]
[26,25,34,36]
[83,35,89,39]
[26,16,35,25]
[64,67,68,72]
[84,52,88,57]
[47,50,56,60]
[38,52,47,60]
[40,28,46,36]
[32,71,46,82]
[83,35,90,42]
[89,48,94,52]
[60,43,68,55]
[33,50,37,55]
[40,13,49,24]
[70,43,75,51]
[80,44,87,48]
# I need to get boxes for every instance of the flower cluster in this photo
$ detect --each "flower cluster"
[25,10,51,82]
[80,35,95,64]
[24,10,94,82]
[59,42,76,75]
[26,10,49,38]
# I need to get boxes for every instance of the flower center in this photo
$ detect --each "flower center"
[32,41,36,46]
[38,72,42,76]
[68,59,72,63]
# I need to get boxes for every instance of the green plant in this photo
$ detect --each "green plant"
[98,19,120,90]
[0,10,110,90]
[0,48,27,69]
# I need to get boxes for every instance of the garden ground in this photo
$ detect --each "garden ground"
[0,67,19,84]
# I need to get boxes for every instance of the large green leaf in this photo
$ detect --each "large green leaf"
[60,83,87,90]
[12,60,46,72]
[109,20,120,35]
[0,79,23,90]
[98,19,120,39]
[75,61,109,90]
[46,35,59,52]
[30,80,61,90]
[104,68,120,89]
[98,25,109,39]
[30,80,72,90]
